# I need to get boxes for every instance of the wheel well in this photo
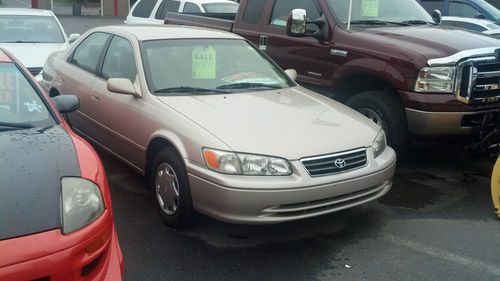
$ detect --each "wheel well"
[145,137,182,178]
[49,88,60,98]
[334,74,396,103]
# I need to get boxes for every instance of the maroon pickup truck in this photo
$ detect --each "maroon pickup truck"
[165,0,500,155]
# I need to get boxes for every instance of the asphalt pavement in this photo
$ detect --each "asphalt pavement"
[12,14,500,281]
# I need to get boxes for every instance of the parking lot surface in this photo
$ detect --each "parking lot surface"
[36,15,500,281]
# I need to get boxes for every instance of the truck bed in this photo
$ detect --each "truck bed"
[164,12,235,32]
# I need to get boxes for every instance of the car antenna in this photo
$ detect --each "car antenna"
[347,0,353,31]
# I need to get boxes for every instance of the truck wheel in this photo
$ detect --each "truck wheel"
[150,148,194,228]
[346,91,409,157]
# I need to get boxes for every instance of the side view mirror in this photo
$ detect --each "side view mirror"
[67,33,80,43]
[475,13,486,19]
[52,95,79,113]
[287,9,307,37]
[286,8,328,42]
[107,78,139,97]
[432,9,442,24]
[285,69,297,81]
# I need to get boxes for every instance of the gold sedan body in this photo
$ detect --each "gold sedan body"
[492,157,500,218]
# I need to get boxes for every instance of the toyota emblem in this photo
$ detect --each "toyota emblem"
[334,158,346,168]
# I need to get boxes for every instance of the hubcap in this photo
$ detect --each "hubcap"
[358,108,384,128]
[155,163,180,215]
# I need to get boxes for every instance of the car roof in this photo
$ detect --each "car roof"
[0,8,53,16]
[96,25,243,41]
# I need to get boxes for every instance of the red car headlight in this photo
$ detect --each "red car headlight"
[61,177,105,234]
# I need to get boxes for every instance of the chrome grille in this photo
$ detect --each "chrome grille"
[456,56,500,104]
[27,67,43,76]
[301,148,367,177]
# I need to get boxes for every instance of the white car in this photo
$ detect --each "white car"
[0,8,80,81]
[125,0,239,25]
[441,16,500,38]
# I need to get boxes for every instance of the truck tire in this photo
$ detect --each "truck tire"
[150,148,194,228]
[346,91,409,157]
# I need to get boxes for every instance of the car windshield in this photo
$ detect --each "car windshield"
[327,0,434,27]
[0,63,55,129]
[0,15,64,43]
[202,3,239,13]
[142,39,294,95]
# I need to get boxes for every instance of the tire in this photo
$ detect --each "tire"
[150,148,194,228]
[346,91,409,157]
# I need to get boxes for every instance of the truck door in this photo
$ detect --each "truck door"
[256,0,335,88]
[233,0,270,46]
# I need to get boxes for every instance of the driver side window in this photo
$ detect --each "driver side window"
[449,2,481,18]
[101,36,137,82]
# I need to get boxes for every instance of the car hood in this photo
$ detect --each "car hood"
[157,86,380,160]
[0,43,67,68]
[360,25,500,60]
[0,125,80,240]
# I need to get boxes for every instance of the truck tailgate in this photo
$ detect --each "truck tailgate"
[164,12,234,32]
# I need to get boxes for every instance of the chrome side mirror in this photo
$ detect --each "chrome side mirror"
[285,69,297,81]
[107,78,140,97]
[432,9,442,24]
[287,9,307,37]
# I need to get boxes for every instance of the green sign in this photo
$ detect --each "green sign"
[192,46,216,79]
[361,0,379,17]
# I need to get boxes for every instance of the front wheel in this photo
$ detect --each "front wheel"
[150,148,194,228]
[346,91,409,157]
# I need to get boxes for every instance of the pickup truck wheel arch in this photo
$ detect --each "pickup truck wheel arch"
[346,91,409,157]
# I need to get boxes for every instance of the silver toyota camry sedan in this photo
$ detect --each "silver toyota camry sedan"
[42,25,396,227]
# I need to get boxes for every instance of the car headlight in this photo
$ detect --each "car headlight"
[414,66,455,93]
[61,177,105,234]
[372,130,387,158]
[203,148,292,176]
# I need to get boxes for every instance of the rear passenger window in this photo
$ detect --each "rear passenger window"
[243,0,266,24]
[132,0,157,18]
[155,0,181,19]
[70,32,110,74]
[183,2,201,13]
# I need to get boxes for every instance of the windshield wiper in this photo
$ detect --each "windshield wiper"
[154,87,228,95]
[350,20,410,26]
[0,121,34,131]
[402,20,435,25]
[216,82,282,90]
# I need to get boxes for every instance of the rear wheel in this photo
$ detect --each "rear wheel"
[346,91,409,157]
[150,148,194,228]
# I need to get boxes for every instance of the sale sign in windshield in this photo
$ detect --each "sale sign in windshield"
[0,71,16,109]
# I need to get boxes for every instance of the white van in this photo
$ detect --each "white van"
[125,0,239,24]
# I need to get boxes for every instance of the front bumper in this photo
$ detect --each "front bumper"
[0,213,123,281]
[406,108,498,136]
[399,90,500,136]
[186,147,396,224]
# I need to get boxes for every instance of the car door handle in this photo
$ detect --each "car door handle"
[259,35,267,51]
[91,95,99,101]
